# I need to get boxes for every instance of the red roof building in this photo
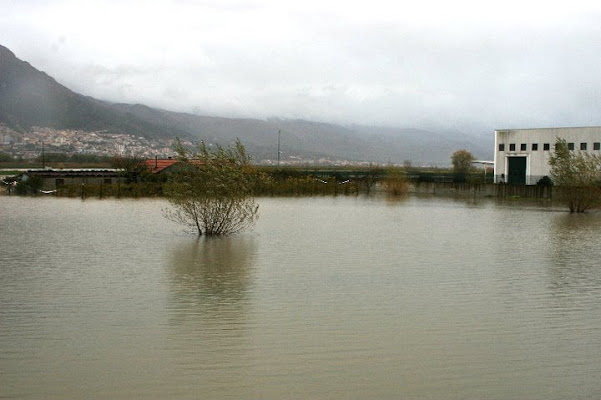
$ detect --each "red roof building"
[145,158,204,174]
[145,158,179,174]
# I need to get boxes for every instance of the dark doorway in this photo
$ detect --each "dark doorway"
[507,157,527,185]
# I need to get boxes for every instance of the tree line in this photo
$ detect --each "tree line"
[4,137,600,236]
[0,151,114,165]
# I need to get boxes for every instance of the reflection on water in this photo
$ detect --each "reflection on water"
[1,196,601,399]
[548,213,601,303]
[550,213,601,267]
[167,237,255,316]
[163,236,258,397]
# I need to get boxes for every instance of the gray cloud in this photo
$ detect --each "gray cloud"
[2,0,601,136]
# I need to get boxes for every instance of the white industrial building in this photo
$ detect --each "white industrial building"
[494,127,601,185]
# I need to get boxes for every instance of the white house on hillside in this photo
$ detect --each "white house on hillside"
[494,127,601,185]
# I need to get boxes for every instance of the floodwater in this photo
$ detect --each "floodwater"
[1,195,601,399]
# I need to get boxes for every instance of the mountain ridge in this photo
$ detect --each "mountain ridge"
[0,44,490,164]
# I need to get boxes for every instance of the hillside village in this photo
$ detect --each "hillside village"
[0,124,380,167]
[0,124,180,160]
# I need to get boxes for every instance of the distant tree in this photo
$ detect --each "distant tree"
[164,138,259,236]
[451,149,475,174]
[36,152,69,163]
[359,164,384,195]
[451,149,475,182]
[34,153,112,165]
[68,154,112,164]
[0,151,12,162]
[536,176,553,186]
[382,167,409,197]
[549,138,601,213]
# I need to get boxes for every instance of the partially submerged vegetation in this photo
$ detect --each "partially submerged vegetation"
[0,162,495,199]
[549,138,601,213]
[13,141,600,216]
[164,139,258,236]
[381,167,409,197]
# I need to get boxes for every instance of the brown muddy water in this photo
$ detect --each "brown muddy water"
[1,196,601,399]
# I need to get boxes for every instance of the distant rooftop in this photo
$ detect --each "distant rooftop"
[145,158,178,174]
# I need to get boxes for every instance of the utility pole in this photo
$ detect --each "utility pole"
[277,129,281,166]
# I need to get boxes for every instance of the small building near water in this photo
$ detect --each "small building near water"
[494,126,601,185]
[19,168,124,192]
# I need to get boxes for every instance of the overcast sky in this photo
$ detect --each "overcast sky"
[2,0,601,136]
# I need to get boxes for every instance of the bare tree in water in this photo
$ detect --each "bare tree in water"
[165,138,258,235]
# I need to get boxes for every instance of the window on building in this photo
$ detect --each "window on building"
[520,143,527,151]
[104,178,112,184]
[532,143,538,151]
[509,143,516,151]
[568,142,575,150]
[580,142,587,151]
[498,143,505,151]
[543,143,550,151]
[55,178,65,187]
[594,142,601,151]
